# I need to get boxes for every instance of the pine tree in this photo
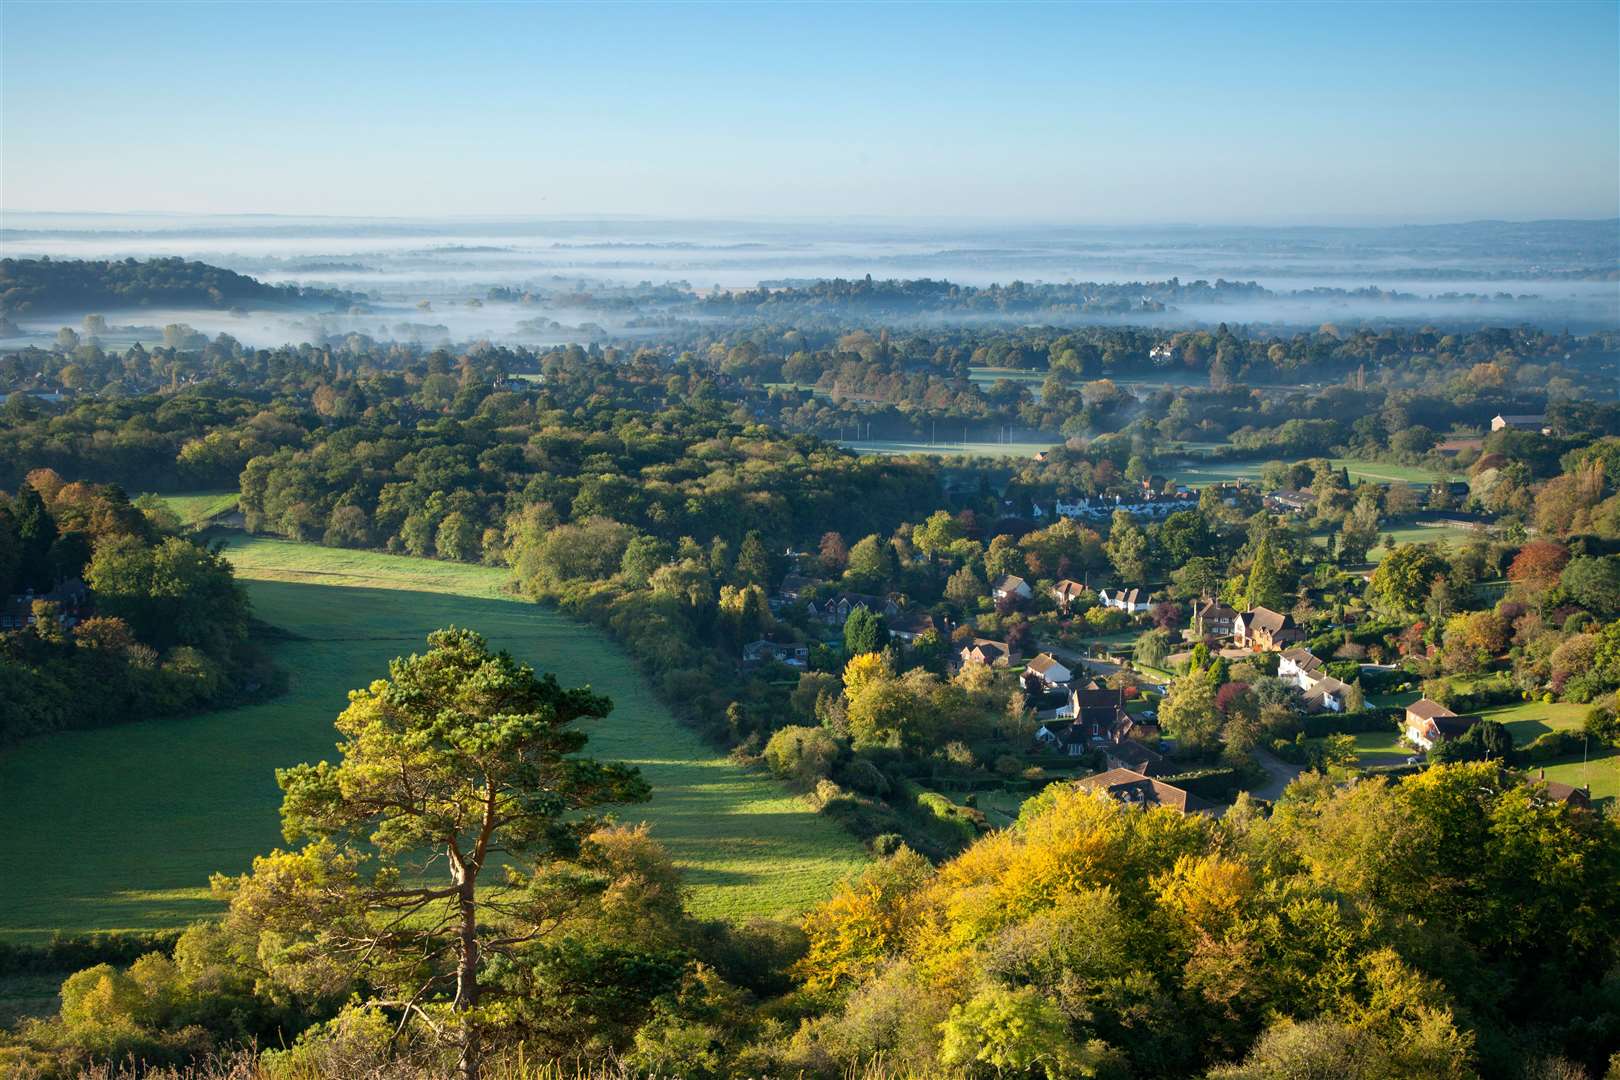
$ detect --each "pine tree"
[1245,533,1285,611]
[12,482,57,591]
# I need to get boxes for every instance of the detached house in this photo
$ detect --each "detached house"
[1278,647,1325,685]
[1277,647,1351,712]
[1233,607,1302,651]
[741,639,810,669]
[1404,698,1478,750]
[811,593,899,625]
[1098,587,1150,614]
[776,573,821,602]
[992,575,1033,601]
[1050,579,1088,612]
[960,638,1018,669]
[1192,599,1237,638]
[1074,768,1211,815]
[1034,683,1132,755]
[1265,490,1313,515]
[1491,413,1548,434]
[1024,652,1073,689]
[887,608,939,643]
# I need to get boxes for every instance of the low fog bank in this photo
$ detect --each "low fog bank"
[2,214,1615,347]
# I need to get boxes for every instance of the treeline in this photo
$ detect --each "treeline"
[0,471,271,745]
[0,257,353,315]
[5,760,1618,1079]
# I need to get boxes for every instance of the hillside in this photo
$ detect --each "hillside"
[0,535,867,941]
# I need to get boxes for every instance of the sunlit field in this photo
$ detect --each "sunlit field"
[0,535,867,941]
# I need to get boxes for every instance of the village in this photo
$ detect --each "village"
[738,451,1608,829]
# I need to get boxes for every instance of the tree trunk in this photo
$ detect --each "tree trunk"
[453,862,480,1080]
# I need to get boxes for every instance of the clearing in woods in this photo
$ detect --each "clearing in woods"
[0,534,867,941]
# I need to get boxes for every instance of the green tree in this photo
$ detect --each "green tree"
[844,605,888,656]
[946,566,987,604]
[845,534,893,590]
[1171,556,1225,600]
[938,985,1091,1079]
[1160,667,1221,754]
[1561,556,1620,618]
[1368,543,1449,615]
[735,529,771,588]
[1105,509,1148,583]
[85,535,247,655]
[1245,533,1285,611]
[216,629,648,1080]
[12,481,57,590]
[763,725,839,787]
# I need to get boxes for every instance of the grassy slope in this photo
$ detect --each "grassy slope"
[157,490,240,526]
[0,536,866,942]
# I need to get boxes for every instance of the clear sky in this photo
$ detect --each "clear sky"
[2,0,1616,224]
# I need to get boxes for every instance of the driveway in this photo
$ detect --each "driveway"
[1251,748,1303,802]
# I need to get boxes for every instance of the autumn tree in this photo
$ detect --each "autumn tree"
[1507,540,1571,596]
[215,629,649,1079]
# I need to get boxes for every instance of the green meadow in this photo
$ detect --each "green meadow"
[840,437,1056,458]
[1167,456,1458,488]
[0,536,866,942]
[154,490,239,527]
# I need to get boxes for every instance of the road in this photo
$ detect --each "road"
[1035,641,1170,691]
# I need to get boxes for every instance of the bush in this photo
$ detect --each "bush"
[1521,729,1590,764]
[763,725,840,787]
[1300,708,1400,738]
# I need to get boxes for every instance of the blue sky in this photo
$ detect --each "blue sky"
[2,0,1616,223]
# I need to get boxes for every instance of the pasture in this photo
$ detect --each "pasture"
[0,536,866,941]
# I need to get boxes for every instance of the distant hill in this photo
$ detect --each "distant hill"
[0,256,355,315]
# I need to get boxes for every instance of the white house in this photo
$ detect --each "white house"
[1024,652,1073,688]
[1098,587,1150,614]
[992,574,1033,601]
[1277,647,1325,688]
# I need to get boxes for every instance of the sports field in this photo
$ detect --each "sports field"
[0,536,867,941]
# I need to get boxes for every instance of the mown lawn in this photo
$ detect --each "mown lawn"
[1306,725,1409,765]
[1474,699,1589,745]
[0,536,866,941]
[1537,751,1619,801]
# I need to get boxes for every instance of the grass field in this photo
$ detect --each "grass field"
[840,437,1056,458]
[1167,456,1458,489]
[152,490,239,527]
[1330,691,1615,796]
[0,536,867,942]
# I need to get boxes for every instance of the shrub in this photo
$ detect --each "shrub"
[763,725,840,788]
